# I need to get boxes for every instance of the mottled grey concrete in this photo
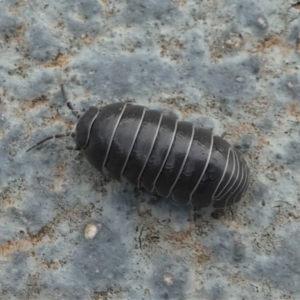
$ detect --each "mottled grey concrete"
[0,0,300,299]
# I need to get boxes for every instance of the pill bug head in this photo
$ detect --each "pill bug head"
[60,84,99,150]
[72,106,99,150]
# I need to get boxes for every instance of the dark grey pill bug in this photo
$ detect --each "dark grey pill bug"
[27,87,250,209]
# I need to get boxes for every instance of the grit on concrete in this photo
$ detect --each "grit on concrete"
[0,0,299,299]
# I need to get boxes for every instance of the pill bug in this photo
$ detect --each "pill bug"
[27,86,250,209]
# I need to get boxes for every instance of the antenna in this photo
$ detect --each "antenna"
[26,84,80,153]
[60,84,80,119]
[26,133,72,152]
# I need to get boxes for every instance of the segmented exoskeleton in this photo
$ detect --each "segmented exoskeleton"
[73,102,250,209]
[27,86,250,209]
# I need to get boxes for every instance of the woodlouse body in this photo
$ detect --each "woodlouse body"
[73,102,250,209]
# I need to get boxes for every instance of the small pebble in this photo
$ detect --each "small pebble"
[236,76,244,82]
[257,17,268,29]
[84,223,98,239]
[225,33,243,50]
[163,273,173,285]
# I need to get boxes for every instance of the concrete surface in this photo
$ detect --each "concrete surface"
[0,0,300,299]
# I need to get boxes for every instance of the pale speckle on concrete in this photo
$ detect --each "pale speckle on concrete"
[84,222,99,240]
[163,273,173,286]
